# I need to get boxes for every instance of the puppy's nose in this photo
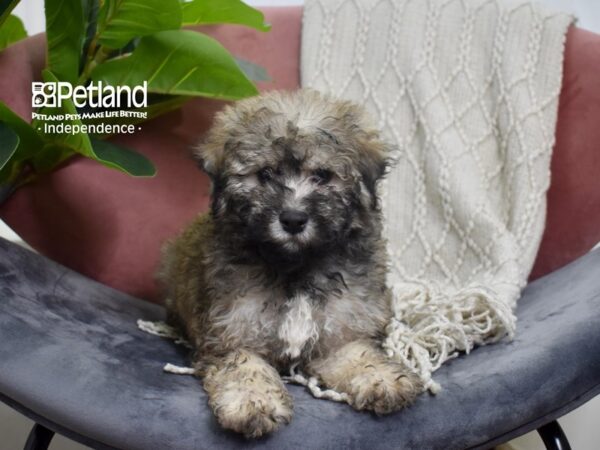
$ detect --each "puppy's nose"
[279,210,309,234]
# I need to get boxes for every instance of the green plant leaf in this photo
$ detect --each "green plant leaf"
[91,30,258,100]
[81,94,189,135]
[80,0,100,67]
[0,101,44,163]
[91,138,156,176]
[33,70,156,177]
[126,94,190,122]
[235,57,270,82]
[0,0,19,26]
[30,143,75,175]
[45,0,85,84]
[181,0,270,31]
[0,122,19,171]
[0,14,26,50]
[97,0,182,50]
[0,102,48,185]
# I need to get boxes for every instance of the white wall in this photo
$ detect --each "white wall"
[12,0,600,36]
[540,0,600,32]
[12,0,44,35]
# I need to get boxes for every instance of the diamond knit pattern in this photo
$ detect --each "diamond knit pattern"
[302,0,573,391]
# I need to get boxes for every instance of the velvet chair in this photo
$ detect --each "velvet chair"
[1,7,599,450]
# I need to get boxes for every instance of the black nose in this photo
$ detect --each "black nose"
[279,210,309,234]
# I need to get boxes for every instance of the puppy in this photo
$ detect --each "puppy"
[159,89,422,438]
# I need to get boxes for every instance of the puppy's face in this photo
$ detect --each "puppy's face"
[196,90,389,267]
[215,136,358,258]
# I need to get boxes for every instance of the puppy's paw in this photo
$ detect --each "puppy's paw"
[346,363,423,415]
[202,349,294,438]
[307,340,424,415]
[211,383,293,438]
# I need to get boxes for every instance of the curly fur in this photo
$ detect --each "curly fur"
[159,89,423,438]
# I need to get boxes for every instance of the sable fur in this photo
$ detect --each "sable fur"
[159,89,422,438]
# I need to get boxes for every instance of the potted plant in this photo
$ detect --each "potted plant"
[0,0,270,203]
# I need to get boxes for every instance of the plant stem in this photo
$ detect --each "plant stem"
[78,34,99,85]
[78,0,117,85]
[78,43,111,85]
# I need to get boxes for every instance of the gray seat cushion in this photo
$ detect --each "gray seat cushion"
[0,237,599,450]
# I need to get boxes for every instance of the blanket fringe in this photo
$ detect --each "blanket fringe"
[163,363,196,375]
[383,282,516,393]
[282,363,350,404]
[137,319,192,348]
[137,319,349,402]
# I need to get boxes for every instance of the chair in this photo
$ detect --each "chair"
[1,6,599,450]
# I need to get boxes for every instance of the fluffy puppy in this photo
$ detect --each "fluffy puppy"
[159,89,422,438]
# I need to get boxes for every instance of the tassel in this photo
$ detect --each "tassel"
[383,282,516,393]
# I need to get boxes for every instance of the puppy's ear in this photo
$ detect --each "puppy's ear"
[194,135,232,216]
[194,139,223,179]
[357,134,391,207]
[194,104,241,177]
[332,99,391,207]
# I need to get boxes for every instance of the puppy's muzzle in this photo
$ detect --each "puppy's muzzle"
[279,209,309,235]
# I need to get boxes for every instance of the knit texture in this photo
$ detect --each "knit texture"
[301,0,573,391]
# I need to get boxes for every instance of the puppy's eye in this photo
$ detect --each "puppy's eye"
[310,169,333,185]
[257,167,275,183]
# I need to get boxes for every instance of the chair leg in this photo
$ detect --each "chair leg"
[537,420,571,450]
[24,423,55,450]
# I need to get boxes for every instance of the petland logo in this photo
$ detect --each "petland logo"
[31,81,149,135]
[32,81,148,108]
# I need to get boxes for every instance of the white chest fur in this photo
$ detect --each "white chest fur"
[210,288,320,359]
[277,294,319,359]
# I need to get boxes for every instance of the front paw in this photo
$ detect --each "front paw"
[210,383,293,438]
[202,349,294,438]
[347,363,422,415]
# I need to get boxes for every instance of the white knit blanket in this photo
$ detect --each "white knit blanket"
[302,0,573,392]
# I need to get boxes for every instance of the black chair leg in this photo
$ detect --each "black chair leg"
[537,420,571,450]
[24,423,55,450]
